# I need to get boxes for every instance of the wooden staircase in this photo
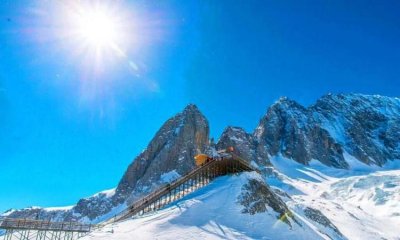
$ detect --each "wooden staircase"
[0,217,94,240]
[108,153,258,223]
[0,153,258,239]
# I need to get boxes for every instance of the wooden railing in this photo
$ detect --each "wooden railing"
[0,217,93,233]
[0,153,258,236]
[107,153,258,223]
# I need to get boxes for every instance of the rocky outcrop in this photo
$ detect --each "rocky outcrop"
[237,176,293,226]
[303,207,346,239]
[73,104,210,220]
[216,126,268,166]
[4,104,210,222]
[74,190,115,221]
[311,94,400,166]
[253,94,400,168]
[4,94,400,223]
[1,207,75,222]
[113,104,209,204]
[254,97,348,168]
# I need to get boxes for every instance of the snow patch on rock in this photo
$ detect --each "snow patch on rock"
[160,170,181,183]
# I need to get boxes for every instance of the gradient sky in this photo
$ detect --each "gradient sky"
[0,0,399,212]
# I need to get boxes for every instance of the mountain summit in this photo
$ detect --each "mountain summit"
[4,94,400,229]
[114,103,209,204]
[218,93,400,169]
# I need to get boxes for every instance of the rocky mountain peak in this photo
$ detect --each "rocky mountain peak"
[4,94,400,225]
[182,103,200,113]
[221,126,247,135]
[254,93,400,168]
[313,93,400,113]
[217,126,252,150]
[72,104,211,221]
[2,105,211,223]
[311,93,400,166]
[255,97,308,141]
[113,104,209,204]
[270,96,307,113]
[217,126,269,167]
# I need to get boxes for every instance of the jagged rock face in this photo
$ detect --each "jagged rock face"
[2,207,74,222]
[4,191,116,223]
[75,104,209,220]
[216,127,253,160]
[254,97,347,168]
[237,177,292,226]
[311,94,400,166]
[5,104,210,222]
[216,127,267,166]
[303,207,345,239]
[74,191,114,221]
[114,104,209,204]
[254,94,400,168]
[4,94,400,223]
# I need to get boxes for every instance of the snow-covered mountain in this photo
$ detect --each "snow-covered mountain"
[81,172,346,240]
[81,155,400,240]
[218,93,400,169]
[3,104,210,223]
[3,93,400,239]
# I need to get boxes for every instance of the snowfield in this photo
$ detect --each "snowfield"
[80,156,400,240]
[81,173,328,240]
[269,155,400,240]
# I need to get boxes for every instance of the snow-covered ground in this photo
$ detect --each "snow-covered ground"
[269,155,400,240]
[81,173,329,240]
[81,156,400,240]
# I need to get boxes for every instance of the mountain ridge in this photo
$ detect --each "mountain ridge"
[3,93,400,226]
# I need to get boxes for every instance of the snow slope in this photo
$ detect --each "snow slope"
[82,156,400,240]
[81,173,331,240]
[268,155,400,240]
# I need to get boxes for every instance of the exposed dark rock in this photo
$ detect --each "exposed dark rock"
[4,104,210,222]
[114,104,209,205]
[312,94,400,166]
[237,178,292,226]
[1,207,74,222]
[254,94,400,167]
[4,94,400,225]
[303,207,345,239]
[74,192,114,221]
[216,126,268,166]
[271,187,292,200]
[254,97,348,168]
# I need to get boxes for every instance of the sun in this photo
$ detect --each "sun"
[69,4,123,50]
[55,1,152,77]
[77,9,117,47]
[23,0,162,103]
[60,0,133,60]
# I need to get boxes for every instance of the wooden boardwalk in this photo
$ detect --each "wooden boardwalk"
[109,153,258,222]
[0,217,94,240]
[0,218,92,232]
[1,153,257,239]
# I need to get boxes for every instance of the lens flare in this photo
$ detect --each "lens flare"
[63,1,129,61]
[75,9,118,47]
[20,0,166,106]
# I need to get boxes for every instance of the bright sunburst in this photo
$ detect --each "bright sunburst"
[22,0,163,102]
[66,2,127,54]
[53,0,141,78]
[75,8,118,48]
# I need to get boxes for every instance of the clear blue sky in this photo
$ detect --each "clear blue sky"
[0,0,399,212]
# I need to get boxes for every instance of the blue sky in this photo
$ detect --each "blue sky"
[0,0,399,212]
